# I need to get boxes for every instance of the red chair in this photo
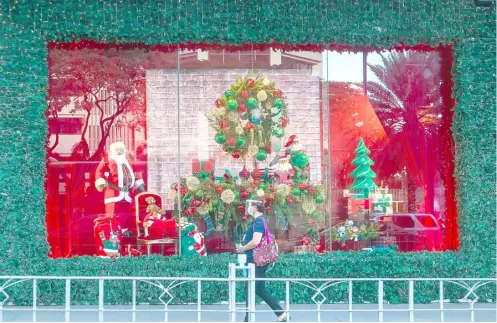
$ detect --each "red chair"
[135,192,178,256]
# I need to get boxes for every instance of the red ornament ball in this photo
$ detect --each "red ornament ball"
[287,196,294,205]
[238,103,247,113]
[274,89,282,98]
[227,137,237,146]
[241,90,249,99]
[265,145,272,154]
[265,206,272,214]
[236,204,245,213]
[247,79,255,88]
[242,216,248,222]
[232,151,241,159]
[240,190,249,199]
[219,120,228,128]
[215,98,223,108]
[281,119,288,128]
[216,185,224,193]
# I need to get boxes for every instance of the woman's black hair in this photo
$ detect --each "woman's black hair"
[251,196,266,213]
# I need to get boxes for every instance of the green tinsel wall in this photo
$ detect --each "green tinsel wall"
[0,0,495,305]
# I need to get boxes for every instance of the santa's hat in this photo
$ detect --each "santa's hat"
[285,135,298,148]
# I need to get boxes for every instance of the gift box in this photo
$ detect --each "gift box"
[347,198,368,217]
[370,193,393,215]
[192,159,215,179]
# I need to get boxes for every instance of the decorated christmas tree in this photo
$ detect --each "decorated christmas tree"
[349,138,377,199]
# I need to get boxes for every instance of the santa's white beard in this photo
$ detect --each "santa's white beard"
[111,153,128,165]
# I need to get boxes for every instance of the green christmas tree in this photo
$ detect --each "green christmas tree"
[349,138,377,198]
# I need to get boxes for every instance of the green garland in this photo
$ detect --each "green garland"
[173,173,324,243]
[0,0,495,306]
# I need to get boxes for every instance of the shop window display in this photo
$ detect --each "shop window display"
[45,43,457,258]
[326,48,457,252]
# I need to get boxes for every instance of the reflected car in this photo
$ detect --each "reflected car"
[372,213,441,252]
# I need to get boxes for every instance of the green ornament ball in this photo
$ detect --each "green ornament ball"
[227,99,238,111]
[250,193,257,198]
[235,191,240,198]
[303,190,309,195]
[290,151,309,168]
[256,148,267,161]
[292,187,301,195]
[316,195,324,204]
[273,98,283,108]
[247,97,258,109]
[227,145,235,152]
[258,183,267,190]
[236,136,246,147]
[184,196,191,204]
[225,90,233,99]
[215,133,226,144]
[273,127,284,138]
[279,199,287,206]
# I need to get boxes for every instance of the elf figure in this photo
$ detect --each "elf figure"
[94,142,145,257]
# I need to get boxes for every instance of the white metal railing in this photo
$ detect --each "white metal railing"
[0,267,495,322]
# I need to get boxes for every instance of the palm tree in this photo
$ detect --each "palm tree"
[367,51,443,213]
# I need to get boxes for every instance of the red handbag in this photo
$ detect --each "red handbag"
[253,217,279,267]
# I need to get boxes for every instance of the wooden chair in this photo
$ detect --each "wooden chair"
[135,192,178,256]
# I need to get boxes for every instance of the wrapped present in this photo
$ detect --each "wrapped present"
[370,193,393,215]
[347,198,368,217]
[192,158,215,180]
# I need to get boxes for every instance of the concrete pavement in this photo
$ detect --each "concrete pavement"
[1,303,496,322]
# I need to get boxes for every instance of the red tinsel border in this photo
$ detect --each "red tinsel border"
[48,39,448,54]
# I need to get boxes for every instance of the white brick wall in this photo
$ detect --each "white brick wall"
[146,69,322,208]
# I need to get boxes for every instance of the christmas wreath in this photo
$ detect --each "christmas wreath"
[209,75,289,161]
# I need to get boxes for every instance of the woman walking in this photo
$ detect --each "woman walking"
[236,197,288,322]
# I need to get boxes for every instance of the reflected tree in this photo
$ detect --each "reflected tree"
[46,48,147,161]
[367,51,442,213]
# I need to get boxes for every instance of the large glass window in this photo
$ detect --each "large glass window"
[326,49,457,252]
[45,43,456,258]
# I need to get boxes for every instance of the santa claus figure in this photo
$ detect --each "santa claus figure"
[284,135,303,155]
[180,219,207,256]
[275,156,294,184]
[190,231,206,256]
[94,142,145,257]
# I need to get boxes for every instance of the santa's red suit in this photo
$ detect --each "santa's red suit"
[190,231,206,256]
[142,213,168,239]
[94,142,145,257]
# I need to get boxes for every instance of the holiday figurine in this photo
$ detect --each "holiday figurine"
[141,197,168,239]
[94,216,121,257]
[275,156,294,184]
[338,226,346,246]
[180,218,207,256]
[284,135,303,155]
[94,142,145,257]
